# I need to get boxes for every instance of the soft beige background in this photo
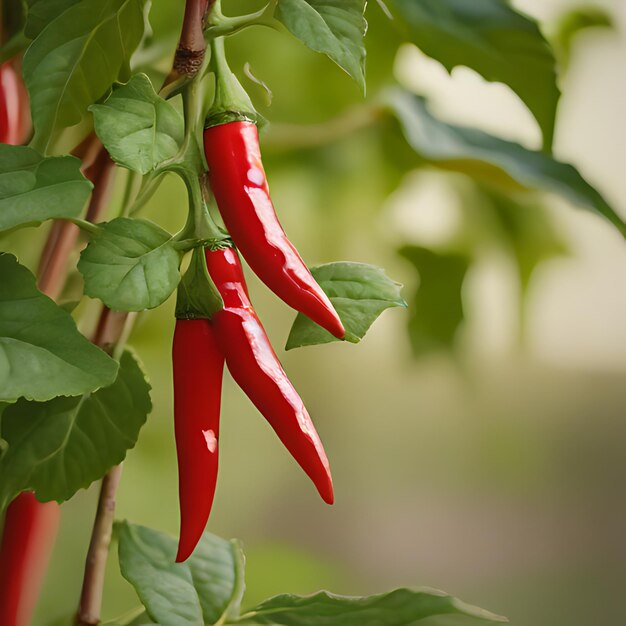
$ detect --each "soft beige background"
[30,1,626,624]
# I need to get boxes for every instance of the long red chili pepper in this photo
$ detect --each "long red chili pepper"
[203,121,345,340]
[0,493,61,626]
[205,246,334,505]
[172,318,225,563]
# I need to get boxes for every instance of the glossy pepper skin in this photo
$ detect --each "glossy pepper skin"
[173,318,225,562]
[203,121,345,340]
[0,493,61,626]
[205,246,334,505]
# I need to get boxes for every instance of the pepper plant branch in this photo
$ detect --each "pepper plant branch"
[164,0,212,86]
[75,464,124,626]
[75,308,138,626]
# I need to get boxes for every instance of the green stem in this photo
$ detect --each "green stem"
[64,218,101,235]
[177,169,226,241]
[205,1,277,37]
[206,36,256,126]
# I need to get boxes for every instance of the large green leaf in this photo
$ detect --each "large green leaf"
[236,588,507,625]
[90,74,185,174]
[0,253,118,403]
[391,0,559,150]
[0,350,150,510]
[78,218,181,312]
[385,90,626,236]
[0,145,92,232]
[286,262,406,350]
[275,0,367,92]
[117,522,245,626]
[23,0,148,152]
[480,187,568,290]
[24,0,81,38]
[399,246,471,355]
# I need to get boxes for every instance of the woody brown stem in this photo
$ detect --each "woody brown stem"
[164,0,212,86]
[74,465,124,626]
[37,147,114,299]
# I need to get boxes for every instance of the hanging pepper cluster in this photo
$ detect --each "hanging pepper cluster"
[172,38,343,562]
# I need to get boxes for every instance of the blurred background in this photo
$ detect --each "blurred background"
[6,0,626,624]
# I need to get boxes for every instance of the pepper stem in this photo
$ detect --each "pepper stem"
[177,169,227,242]
[205,36,256,127]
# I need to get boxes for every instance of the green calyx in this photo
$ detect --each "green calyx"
[205,36,257,127]
[175,246,224,320]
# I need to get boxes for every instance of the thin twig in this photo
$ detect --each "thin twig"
[37,147,114,299]
[75,465,124,626]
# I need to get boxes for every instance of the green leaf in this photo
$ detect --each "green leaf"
[24,0,81,38]
[236,588,507,625]
[553,6,613,67]
[0,145,92,232]
[90,74,185,174]
[0,253,118,403]
[480,187,568,290]
[23,0,148,152]
[398,246,470,355]
[391,0,559,150]
[0,350,150,510]
[385,90,626,237]
[275,0,367,92]
[117,522,245,626]
[286,262,406,350]
[78,218,181,312]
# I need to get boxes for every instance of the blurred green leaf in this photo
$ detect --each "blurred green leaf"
[399,246,471,355]
[276,0,367,92]
[91,74,184,174]
[481,187,568,290]
[385,89,626,237]
[553,5,613,67]
[117,522,245,626]
[286,262,406,350]
[236,588,507,625]
[0,253,118,403]
[0,145,92,232]
[24,0,81,38]
[23,0,149,152]
[390,0,559,150]
[78,217,181,312]
[0,350,150,510]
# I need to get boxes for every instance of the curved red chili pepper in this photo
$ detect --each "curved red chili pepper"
[203,121,345,340]
[173,318,225,562]
[0,493,61,626]
[205,246,334,505]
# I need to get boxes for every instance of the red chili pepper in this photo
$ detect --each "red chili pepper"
[203,121,345,340]
[173,318,225,563]
[0,493,61,626]
[0,62,27,146]
[205,246,334,505]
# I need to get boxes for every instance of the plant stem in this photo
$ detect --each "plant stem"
[263,104,384,152]
[75,465,124,626]
[37,146,114,298]
[164,0,211,86]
